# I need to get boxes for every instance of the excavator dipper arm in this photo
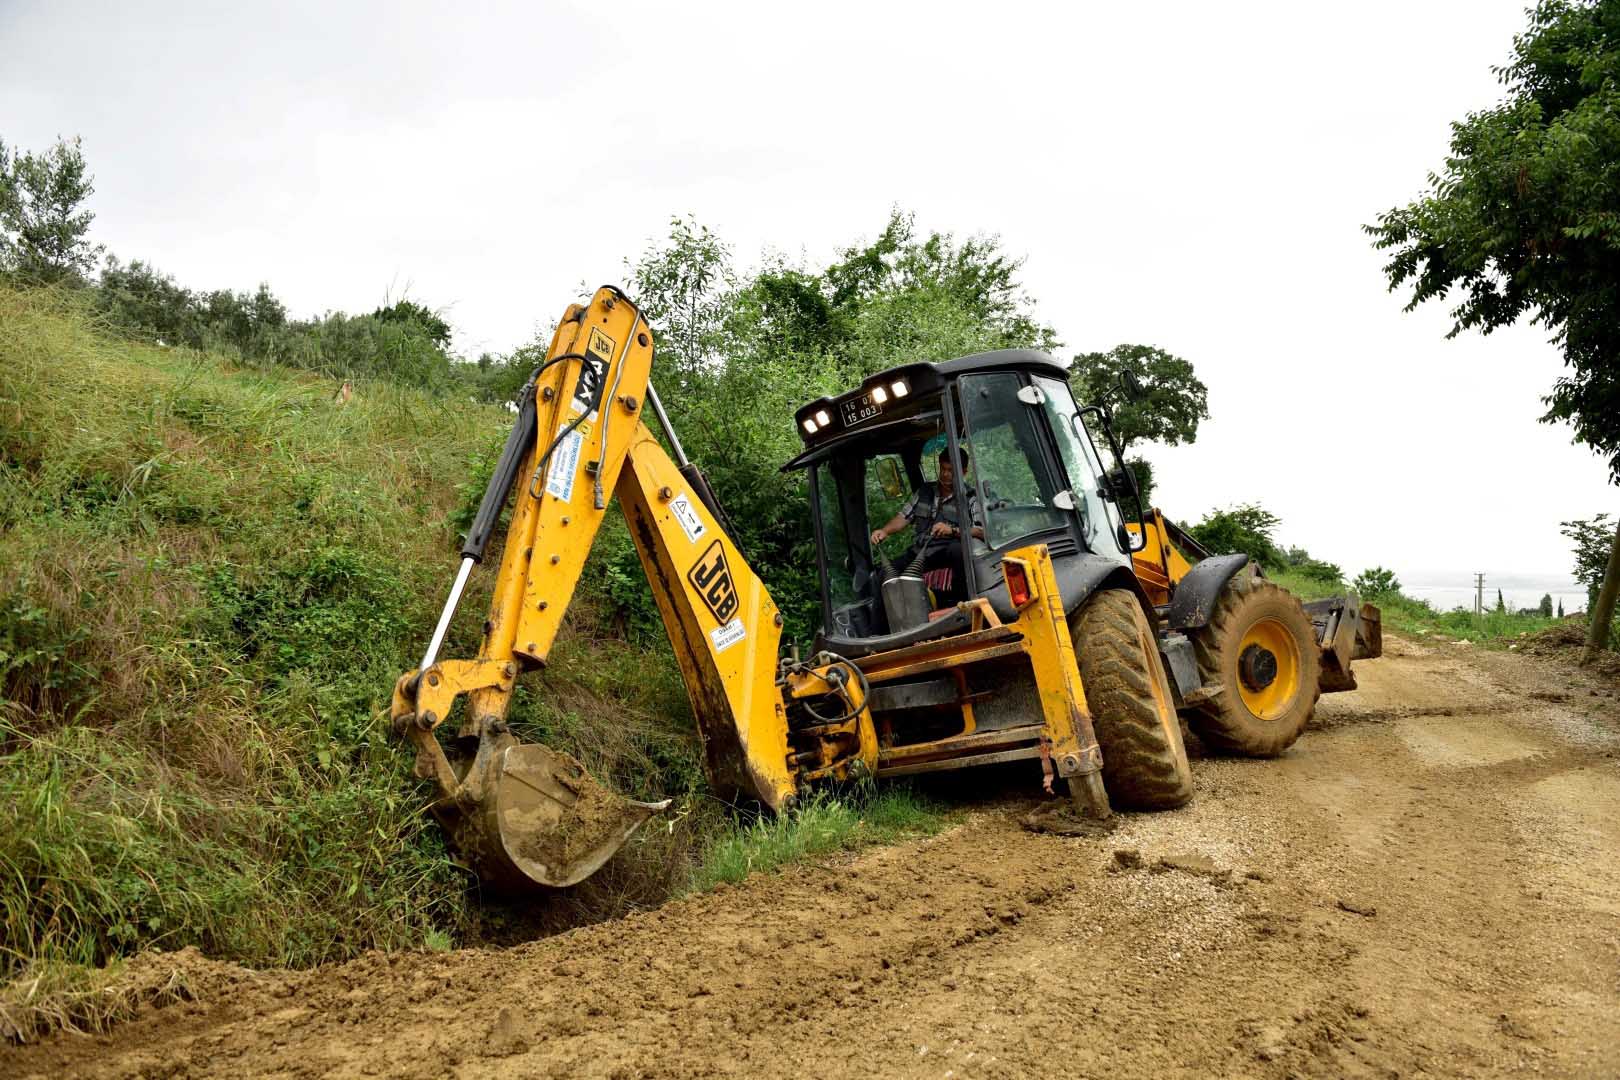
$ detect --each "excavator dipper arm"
[390,288,793,890]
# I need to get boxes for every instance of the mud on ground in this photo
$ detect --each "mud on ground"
[9,635,1620,1079]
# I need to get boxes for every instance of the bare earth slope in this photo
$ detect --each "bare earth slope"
[10,635,1620,1079]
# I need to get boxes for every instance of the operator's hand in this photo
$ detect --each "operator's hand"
[870,528,887,547]
[930,521,956,538]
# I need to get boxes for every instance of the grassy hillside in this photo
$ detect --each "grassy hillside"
[0,285,947,1037]
[0,287,712,993]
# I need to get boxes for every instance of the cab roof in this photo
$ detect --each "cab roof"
[783,349,1069,471]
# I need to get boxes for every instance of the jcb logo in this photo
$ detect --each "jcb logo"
[688,540,738,624]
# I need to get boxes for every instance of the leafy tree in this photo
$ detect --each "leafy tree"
[1124,455,1154,506]
[1284,545,1344,586]
[1366,0,1620,659]
[1540,592,1555,616]
[1497,588,1506,613]
[0,135,104,283]
[1186,504,1285,569]
[1068,344,1209,457]
[98,257,200,343]
[459,347,536,406]
[1353,566,1402,598]
[1559,597,1566,617]
[629,215,734,377]
[373,299,452,348]
[1561,513,1616,607]
[609,211,1061,639]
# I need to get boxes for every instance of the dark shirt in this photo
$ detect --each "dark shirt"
[900,481,982,546]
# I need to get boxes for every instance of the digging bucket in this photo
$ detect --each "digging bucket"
[440,736,671,890]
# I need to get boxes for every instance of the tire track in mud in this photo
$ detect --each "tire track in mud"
[9,635,1620,1079]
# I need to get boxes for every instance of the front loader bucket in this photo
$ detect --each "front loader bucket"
[444,737,670,891]
[1301,596,1384,694]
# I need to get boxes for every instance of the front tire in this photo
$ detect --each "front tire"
[1070,589,1194,809]
[1187,571,1321,757]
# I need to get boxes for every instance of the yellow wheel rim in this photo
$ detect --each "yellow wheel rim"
[1236,616,1302,721]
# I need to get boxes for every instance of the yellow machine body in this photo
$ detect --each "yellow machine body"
[1128,508,1199,607]
[390,290,1171,891]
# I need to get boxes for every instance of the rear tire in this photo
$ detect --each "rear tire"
[1070,589,1194,809]
[1187,571,1321,757]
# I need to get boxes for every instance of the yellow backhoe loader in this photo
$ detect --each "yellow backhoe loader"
[390,287,1380,891]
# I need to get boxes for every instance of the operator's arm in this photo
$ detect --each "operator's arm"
[929,520,984,540]
[870,510,910,547]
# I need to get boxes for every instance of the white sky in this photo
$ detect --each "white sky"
[2,0,1612,605]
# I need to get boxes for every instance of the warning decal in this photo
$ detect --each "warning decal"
[669,493,706,543]
[709,618,747,653]
[545,428,584,502]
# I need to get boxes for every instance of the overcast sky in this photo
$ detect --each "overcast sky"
[2,0,1612,608]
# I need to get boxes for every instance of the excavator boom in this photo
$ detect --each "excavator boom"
[390,288,788,888]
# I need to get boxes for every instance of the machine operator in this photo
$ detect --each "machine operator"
[869,445,985,606]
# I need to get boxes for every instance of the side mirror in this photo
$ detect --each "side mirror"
[1119,369,1145,403]
[875,457,906,500]
[1077,406,1148,554]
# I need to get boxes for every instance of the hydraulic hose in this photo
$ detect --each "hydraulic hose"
[460,379,539,563]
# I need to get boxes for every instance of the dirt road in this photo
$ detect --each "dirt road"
[10,635,1620,1079]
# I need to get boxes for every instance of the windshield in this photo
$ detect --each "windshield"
[959,372,1072,549]
[1034,375,1124,556]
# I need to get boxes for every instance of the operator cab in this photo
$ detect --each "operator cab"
[783,350,1140,657]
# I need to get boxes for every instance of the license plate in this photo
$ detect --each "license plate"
[840,393,883,429]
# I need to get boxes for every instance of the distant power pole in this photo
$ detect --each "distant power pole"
[1474,572,1485,616]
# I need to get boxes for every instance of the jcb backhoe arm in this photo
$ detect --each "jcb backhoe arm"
[390,287,796,890]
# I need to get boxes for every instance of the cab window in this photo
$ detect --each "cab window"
[959,372,1069,549]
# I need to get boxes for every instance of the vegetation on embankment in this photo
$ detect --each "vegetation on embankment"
[0,286,707,1017]
[0,284,953,1038]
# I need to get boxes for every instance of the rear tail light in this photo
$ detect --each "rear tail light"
[1004,560,1033,608]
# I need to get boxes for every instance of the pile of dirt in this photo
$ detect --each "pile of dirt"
[1516,620,1588,655]
[1517,619,1620,677]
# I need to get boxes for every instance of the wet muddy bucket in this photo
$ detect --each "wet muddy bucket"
[442,737,670,890]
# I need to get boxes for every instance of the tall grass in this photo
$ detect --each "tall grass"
[0,286,713,1010]
[0,285,955,1039]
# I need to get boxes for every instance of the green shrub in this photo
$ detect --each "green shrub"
[1352,566,1401,598]
[1186,504,1285,569]
[688,786,946,892]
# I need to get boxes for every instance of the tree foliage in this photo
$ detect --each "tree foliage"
[600,211,1059,638]
[0,135,104,283]
[97,257,454,388]
[1068,344,1209,456]
[1352,566,1403,598]
[1561,512,1615,606]
[1284,545,1344,586]
[1186,504,1285,569]
[1367,0,1620,479]
[373,298,452,348]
